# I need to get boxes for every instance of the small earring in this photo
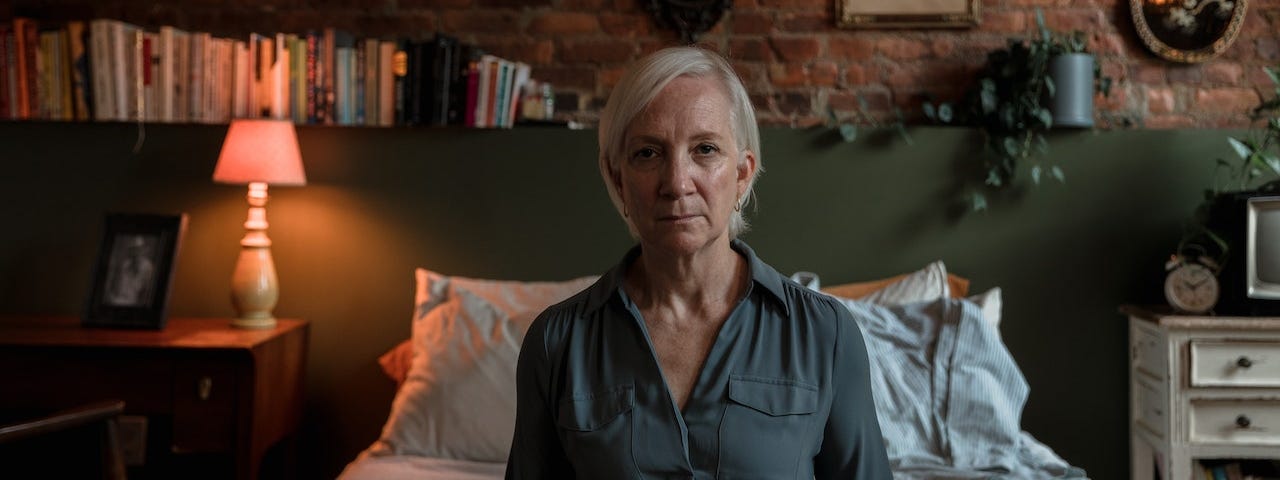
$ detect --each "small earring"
[734,199,742,212]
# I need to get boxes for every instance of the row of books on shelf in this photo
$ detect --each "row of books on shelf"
[0,17,555,127]
[1196,459,1280,480]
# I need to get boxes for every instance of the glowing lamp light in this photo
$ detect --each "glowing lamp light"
[212,119,306,329]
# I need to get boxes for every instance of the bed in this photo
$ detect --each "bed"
[337,261,1088,479]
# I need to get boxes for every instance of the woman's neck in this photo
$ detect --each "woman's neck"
[625,239,748,321]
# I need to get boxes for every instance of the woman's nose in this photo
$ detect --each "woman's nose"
[659,155,696,197]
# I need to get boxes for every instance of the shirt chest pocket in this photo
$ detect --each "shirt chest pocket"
[556,385,636,476]
[720,375,820,479]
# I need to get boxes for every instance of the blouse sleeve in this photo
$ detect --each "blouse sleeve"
[813,302,893,479]
[505,315,574,479]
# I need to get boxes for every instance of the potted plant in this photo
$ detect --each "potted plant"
[1185,65,1280,250]
[924,8,1111,211]
[1217,65,1280,194]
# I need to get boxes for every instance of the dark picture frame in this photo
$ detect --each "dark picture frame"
[837,0,980,28]
[83,213,188,329]
[1130,0,1248,63]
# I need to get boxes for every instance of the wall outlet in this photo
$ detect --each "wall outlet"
[116,415,147,466]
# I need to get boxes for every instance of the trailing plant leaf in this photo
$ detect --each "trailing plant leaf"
[938,103,953,123]
[840,124,857,143]
[971,191,988,212]
[1051,165,1065,183]
[1228,136,1253,160]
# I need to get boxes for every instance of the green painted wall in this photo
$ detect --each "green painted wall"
[0,122,1236,478]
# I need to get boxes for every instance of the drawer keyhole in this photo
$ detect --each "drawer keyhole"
[197,376,213,401]
[1237,356,1254,368]
[1236,415,1251,429]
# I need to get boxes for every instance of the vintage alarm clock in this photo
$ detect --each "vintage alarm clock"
[1164,252,1221,314]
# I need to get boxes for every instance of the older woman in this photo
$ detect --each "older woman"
[506,46,890,479]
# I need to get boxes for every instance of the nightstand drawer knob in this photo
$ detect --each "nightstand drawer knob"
[1236,415,1251,429]
[1237,356,1254,368]
[197,376,213,401]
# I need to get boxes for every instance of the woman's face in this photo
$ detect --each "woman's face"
[615,75,756,257]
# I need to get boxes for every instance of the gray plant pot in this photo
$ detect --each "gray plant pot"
[1049,53,1095,128]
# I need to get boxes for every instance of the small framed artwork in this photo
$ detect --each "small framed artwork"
[83,213,188,329]
[837,0,980,28]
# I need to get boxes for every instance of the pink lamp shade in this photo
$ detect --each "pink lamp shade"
[213,119,307,186]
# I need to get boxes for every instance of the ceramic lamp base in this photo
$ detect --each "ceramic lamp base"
[228,185,281,330]
[231,316,277,329]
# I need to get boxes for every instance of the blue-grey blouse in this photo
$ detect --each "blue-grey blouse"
[505,240,891,479]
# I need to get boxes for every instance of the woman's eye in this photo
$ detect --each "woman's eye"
[695,144,719,155]
[628,147,662,168]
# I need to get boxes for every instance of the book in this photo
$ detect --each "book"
[12,18,36,120]
[66,21,90,120]
[377,39,394,127]
[119,23,139,121]
[320,27,335,124]
[449,44,480,126]
[305,31,317,123]
[461,48,481,127]
[172,28,190,122]
[429,34,455,126]
[405,40,425,125]
[506,61,530,128]
[353,38,366,125]
[392,39,408,126]
[232,39,249,119]
[333,31,355,125]
[0,24,11,119]
[271,32,288,120]
[494,58,509,128]
[140,31,156,121]
[157,26,177,122]
[288,34,304,123]
[476,54,498,128]
[362,38,379,126]
[190,31,208,123]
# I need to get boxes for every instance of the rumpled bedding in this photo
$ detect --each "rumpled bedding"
[840,298,1088,479]
[340,296,1089,480]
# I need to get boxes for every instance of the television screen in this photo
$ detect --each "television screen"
[1248,197,1280,299]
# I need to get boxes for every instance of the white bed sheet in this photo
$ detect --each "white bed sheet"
[338,454,506,480]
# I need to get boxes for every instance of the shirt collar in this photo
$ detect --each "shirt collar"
[583,239,790,316]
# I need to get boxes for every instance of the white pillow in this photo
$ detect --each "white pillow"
[366,268,597,462]
[968,286,1003,335]
[860,260,950,304]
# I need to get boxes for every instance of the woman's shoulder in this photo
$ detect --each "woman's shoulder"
[527,275,614,336]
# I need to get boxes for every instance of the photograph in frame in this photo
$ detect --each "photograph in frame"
[837,0,980,28]
[83,213,188,329]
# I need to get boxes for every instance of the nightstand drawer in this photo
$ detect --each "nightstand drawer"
[1190,341,1280,387]
[1190,399,1280,445]
[173,359,238,452]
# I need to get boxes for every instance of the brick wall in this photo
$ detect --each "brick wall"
[6,0,1279,128]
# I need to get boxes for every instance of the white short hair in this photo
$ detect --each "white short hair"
[597,46,762,239]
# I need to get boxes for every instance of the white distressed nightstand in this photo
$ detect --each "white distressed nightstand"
[1123,306,1280,480]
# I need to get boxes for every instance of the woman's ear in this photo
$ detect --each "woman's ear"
[737,150,757,193]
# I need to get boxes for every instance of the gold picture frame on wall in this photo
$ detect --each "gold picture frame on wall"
[837,0,980,28]
[1130,0,1248,63]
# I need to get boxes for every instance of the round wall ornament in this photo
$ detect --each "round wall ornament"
[1130,0,1248,63]
[645,0,731,44]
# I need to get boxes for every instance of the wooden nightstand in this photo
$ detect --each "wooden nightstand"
[1123,306,1280,479]
[0,316,308,480]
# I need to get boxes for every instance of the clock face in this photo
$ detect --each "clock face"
[1164,262,1219,313]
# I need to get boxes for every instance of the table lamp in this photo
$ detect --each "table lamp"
[213,119,306,329]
